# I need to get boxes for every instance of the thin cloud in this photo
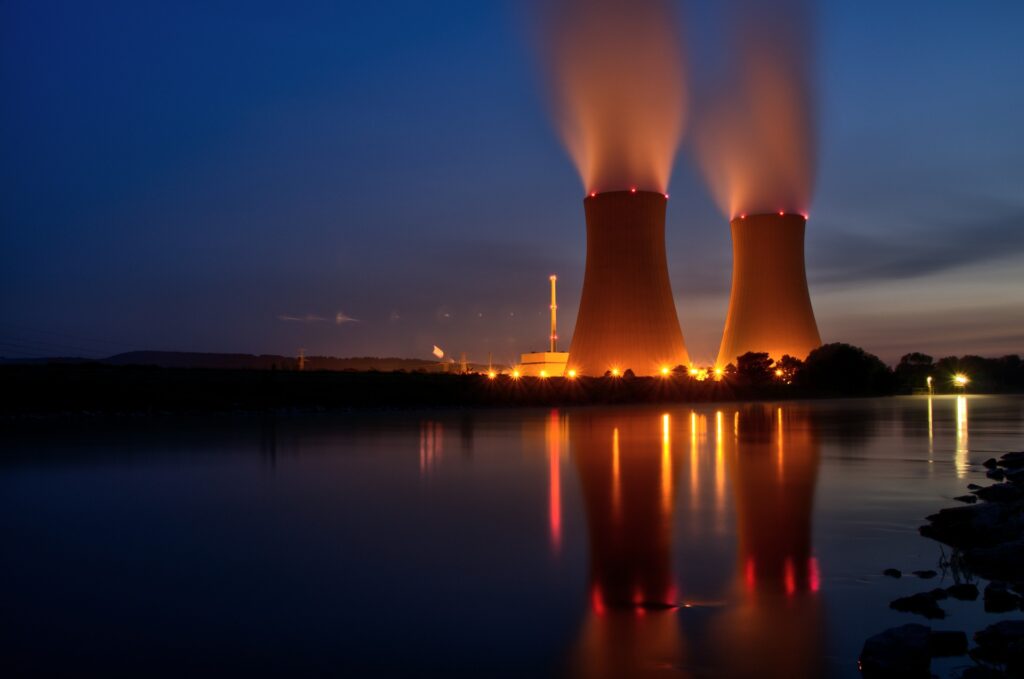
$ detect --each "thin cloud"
[278,313,327,323]
[278,311,361,324]
[335,311,360,324]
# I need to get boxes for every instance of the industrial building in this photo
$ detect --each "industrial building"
[566,190,689,376]
[716,213,821,367]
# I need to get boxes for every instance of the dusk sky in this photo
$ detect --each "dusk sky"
[2,0,1022,366]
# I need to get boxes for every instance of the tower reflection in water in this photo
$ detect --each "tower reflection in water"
[565,405,823,678]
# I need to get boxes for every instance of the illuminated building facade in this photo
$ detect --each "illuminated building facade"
[568,190,690,376]
[717,213,821,367]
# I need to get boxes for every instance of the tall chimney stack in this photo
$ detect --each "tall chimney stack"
[549,275,558,352]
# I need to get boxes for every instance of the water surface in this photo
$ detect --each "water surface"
[3,395,1022,677]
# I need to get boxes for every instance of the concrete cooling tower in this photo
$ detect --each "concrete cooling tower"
[567,190,689,376]
[716,213,821,367]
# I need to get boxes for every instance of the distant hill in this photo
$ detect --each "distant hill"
[0,351,486,373]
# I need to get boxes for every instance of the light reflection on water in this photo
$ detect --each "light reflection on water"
[2,396,1022,677]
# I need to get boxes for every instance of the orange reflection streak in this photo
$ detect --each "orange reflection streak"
[661,413,672,514]
[714,411,725,519]
[419,421,443,477]
[776,407,784,480]
[956,395,969,479]
[689,411,699,508]
[612,427,621,519]
[547,409,562,554]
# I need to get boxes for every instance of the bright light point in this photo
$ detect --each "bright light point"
[714,368,723,376]
[610,368,621,377]
[630,187,637,193]
[487,371,497,379]
[954,374,969,387]
[740,214,746,219]
[512,370,521,379]
[660,366,670,376]
[539,370,548,378]
[664,193,669,199]
[775,368,784,377]
[778,211,785,216]
[688,368,699,377]
[567,369,577,379]
[589,192,596,198]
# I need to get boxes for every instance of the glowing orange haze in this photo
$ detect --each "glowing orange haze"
[541,0,686,194]
[694,0,816,218]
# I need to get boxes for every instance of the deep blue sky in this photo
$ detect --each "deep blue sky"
[2,0,1022,365]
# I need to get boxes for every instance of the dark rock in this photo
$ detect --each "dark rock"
[1008,638,1024,676]
[984,458,1000,469]
[920,502,1009,548]
[890,592,946,619]
[929,588,949,600]
[913,569,938,579]
[961,667,1007,679]
[927,629,968,657]
[968,483,984,490]
[985,582,1022,613]
[1000,451,1024,469]
[883,568,902,578]
[1005,467,1024,484]
[974,482,1024,503]
[967,540,1024,580]
[859,624,931,678]
[955,494,979,504]
[987,468,1006,481]
[972,620,1024,666]
[946,583,980,601]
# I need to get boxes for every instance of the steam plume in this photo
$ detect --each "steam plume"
[538,0,687,194]
[693,0,817,218]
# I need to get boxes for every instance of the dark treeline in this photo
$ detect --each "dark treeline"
[2,343,1021,415]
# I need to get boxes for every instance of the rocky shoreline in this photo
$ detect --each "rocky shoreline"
[860,450,1024,678]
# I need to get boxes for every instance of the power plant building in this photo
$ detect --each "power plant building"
[567,190,689,376]
[717,213,821,367]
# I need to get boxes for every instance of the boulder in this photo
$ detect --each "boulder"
[967,540,1024,581]
[883,568,902,578]
[913,569,937,579]
[973,482,1024,503]
[1000,451,1024,469]
[955,494,979,504]
[988,468,1007,481]
[985,582,1022,613]
[946,583,980,601]
[927,629,968,657]
[972,620,1024,666]
[890,592,946,619]
[859,624,931,678]
[984,458,1000,469]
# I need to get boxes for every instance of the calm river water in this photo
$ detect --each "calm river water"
[3,395,1023,677]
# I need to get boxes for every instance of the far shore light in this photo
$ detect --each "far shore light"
[954,373,969,387]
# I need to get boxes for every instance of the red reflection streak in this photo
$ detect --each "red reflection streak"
[809,557,821,593]
[745,558,756,591]
[548,410,562,553]
[591,586,606,616]
[784,557,796,596]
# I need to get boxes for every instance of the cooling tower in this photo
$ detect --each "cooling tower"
[716,213,821,367]
[567,191,689,376]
